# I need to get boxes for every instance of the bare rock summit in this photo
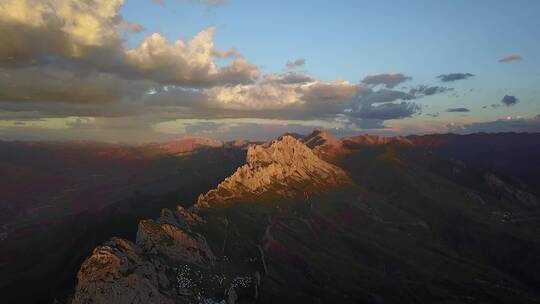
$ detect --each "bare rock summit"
[195,135,351,208]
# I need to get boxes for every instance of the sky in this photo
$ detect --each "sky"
[0,0,539,142]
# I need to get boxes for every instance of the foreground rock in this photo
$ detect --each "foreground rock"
[72,238,173,304]
[72,206,249,304]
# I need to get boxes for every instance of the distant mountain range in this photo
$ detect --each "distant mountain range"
[62,130,540,304]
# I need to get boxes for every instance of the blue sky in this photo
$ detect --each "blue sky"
[121,0,540,78]
[0,0,539,141]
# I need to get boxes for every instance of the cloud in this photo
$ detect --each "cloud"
[263,72,313,84]
[437,73,474,82]
[361,73,411,89]
[123,28,260,86]
[286,58,305,69]
[352,102,420,120]
[408,85,453,96]
[446,107,470,112]
[448,115,540,133]
[0,1,259,87]
[301,81,360,103]
[501,95,519,107]
[498,55,523,63]
[0,0,126,65]
[114,16,145,33]
[205,77,359,112]
[0,65,136,105]
[356,89,413,104]
[483,103,501,109]
[346,80,453,126]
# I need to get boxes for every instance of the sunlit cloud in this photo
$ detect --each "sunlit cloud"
[498,55,524,63]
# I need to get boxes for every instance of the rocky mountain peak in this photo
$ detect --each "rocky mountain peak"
[195,135,351,208]
[247,135,314,167]
[302,128,341,148]
[300,128,348,163]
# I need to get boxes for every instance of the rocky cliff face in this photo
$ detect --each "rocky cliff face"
[195,135,351,208]
[72,237,174,304]
[72,206,248,304]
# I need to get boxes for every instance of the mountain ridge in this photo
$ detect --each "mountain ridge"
[65,129,540,304]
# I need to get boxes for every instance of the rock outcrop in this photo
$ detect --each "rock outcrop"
[72,206,217,304]
[136,219,215,266]
[195,135,351,208]
[72,205,260,304]
[72,238,173,304]
[485,173,538,207]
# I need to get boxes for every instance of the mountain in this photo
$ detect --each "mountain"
[195,135,350,208]
[139,137,224,157]
[3,131,540,303]
[406,133,540,191]
[72,135,352,304]
[300,128,348,163]
[343,134,412,147]
[71,130,540,304]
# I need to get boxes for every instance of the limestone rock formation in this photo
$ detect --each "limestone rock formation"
[72,238,173,304]
[72,206,217,304]
[136,219,215,266]
[195,135,351,208]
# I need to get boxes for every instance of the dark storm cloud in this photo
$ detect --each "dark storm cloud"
[501,95,519,107]
[446,108,470,112]
[498,55,524,63]
[437,73,474,82]
[361,73,412,89]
